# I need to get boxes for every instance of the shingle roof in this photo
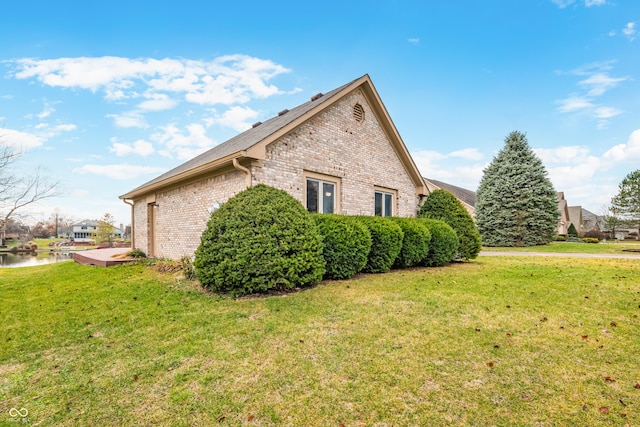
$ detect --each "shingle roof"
[122,76,362,197]
[425,178,477,207]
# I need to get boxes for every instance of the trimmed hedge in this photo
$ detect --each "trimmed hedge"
[418,218,458,267]
[312,214,372,280]
[354,216,404,273]
[418,189,481,260]
[391,217,431,269]
[193,184,325,296]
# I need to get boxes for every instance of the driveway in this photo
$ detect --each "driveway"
[479,250,640,260]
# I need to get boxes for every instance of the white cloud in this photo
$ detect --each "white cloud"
[55,123,77,132]
[208,106,259,132]
[153,123,218,160]
[408,38,420,45]
[109,138,155,157]
[11,55,291,106]
[578,72,628,96]
[37,102,56,119]
[106,112,148,128]
[534,146,593,163]
[555,95,594,112]
[73,164,167,180]
[449,148,483,161]
[623,22,637,41]
[137,93,178,111]
[603,129,640,161]
[555,62,628,128]
[0,128,42,150]
[593,106,622,119]
[552,0,575,7]
[411,149,486,190]
[552,0,606,7]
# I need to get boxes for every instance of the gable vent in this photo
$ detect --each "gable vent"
[278,109,289,116]
[353,103,365,123]
[252,121,262,128]
[311,92,324,101]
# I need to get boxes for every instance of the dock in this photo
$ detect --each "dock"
[73,247,134,267]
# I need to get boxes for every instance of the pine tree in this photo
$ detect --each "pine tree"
[475,131,559,247]
[567,223,578,237]
[418,189,481,260]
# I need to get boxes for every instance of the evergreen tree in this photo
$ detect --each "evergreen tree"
[611,170,640,230]
[418,189,481,260]
[567,223,578,237]
[475,131,559,247]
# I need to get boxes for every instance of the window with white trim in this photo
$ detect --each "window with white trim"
[374,190,394,217]
[306,178,336,214]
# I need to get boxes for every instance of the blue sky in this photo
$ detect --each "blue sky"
[1,0,638,227]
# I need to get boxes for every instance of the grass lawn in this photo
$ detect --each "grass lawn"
[1,257,639,426]
[482,240,640,255]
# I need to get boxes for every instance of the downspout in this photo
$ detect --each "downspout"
[122,198,135,249]
[233,158,252,188]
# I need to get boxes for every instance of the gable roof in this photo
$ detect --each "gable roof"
[425,178,477,207]
[121,74,427,200]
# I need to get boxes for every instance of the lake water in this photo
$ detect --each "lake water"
[0,252,74,268]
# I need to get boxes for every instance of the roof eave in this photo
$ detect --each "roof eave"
[119,150,257,200]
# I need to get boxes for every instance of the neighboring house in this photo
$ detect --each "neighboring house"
[424,178,476,217]
[567,206,584,236]
[581,208,602,235]
[120,74,428,259]
[556,192,570,235]
[72,220,124,243]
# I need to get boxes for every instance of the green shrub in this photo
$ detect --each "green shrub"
[418,189,481,260]
[418,218,458,267]
[566,236,584,243]
[194,184,325,296]
[312,214,371,280]
[127,249,147,258]
[354,216,403,273]
[583,229,604,240]
[582,237,600,244]
[555,234,567,241]
[390,217,431,269]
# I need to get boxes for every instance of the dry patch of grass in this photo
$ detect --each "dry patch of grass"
[1,258,639,425]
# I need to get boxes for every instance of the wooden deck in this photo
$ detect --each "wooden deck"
[73,247,134,267]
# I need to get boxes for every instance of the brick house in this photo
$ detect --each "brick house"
[120,75,428,259]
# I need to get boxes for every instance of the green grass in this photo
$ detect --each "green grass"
[482,240,640,254]
[1,258,640,426]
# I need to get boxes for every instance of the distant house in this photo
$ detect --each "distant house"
[424,178,476,217]
[120,74,428,259]
[72,220,124,243]
[581,208,603,235]
[556,192,570,235]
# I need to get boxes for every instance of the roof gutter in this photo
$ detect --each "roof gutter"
[122,198,135,250]
[232,158,252,188]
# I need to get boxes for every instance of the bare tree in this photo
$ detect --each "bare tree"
[0,144,60,245]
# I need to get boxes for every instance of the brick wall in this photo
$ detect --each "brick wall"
[253,89,419,217]
[133,170,246,259]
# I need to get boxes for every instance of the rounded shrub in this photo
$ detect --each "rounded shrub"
[353,216,403,273]
[418,218,458,267]
[582,237,600,244]
[390,217,431,269]
[194,184,325,296]
[418,189,481,260]
[312,214,372,280]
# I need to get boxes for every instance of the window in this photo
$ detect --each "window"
[306,178,336,214]
[374,190,394,217]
